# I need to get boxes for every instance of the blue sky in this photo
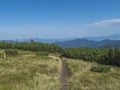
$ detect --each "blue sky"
[0,0,120,40]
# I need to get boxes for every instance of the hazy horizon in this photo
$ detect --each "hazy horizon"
[1,0,120,40]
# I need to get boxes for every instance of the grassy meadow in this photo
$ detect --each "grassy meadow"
[65,58,120,90]
[0,50,61,90]
[0,49,120,90]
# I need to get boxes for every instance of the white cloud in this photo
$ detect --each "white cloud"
[88,19,120,27]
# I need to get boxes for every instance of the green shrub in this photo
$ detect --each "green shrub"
[0,53,3,58]
[4,49,18,56]
[36,52,48,56]
[90,66,111,73]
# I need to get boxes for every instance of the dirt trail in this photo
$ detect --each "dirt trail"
[60,58,67,90]
[49,56,67,90]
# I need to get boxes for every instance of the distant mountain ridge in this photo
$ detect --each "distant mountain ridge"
[1,34,120,48]
[18,38,75,43]
[0,38,75,44]
[83,34,120,41]
[54,39,120,48]
[21,34,120,43]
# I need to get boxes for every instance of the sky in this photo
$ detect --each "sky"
[0,0,120,40]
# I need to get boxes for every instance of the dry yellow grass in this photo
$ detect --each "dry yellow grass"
[0,51,61,90]
[0,50,120,90]
[65,58,120,90]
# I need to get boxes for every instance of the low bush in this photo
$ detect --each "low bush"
[90,66,111,73]
[4,49,18,56]
[36,52,49,56]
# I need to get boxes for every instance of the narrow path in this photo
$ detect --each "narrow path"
[60,57,67,90]
[49,56,67,90]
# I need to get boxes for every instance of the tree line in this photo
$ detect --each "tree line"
[0,41,120,66]
[0,41,63,53]
[62,48,120,66]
